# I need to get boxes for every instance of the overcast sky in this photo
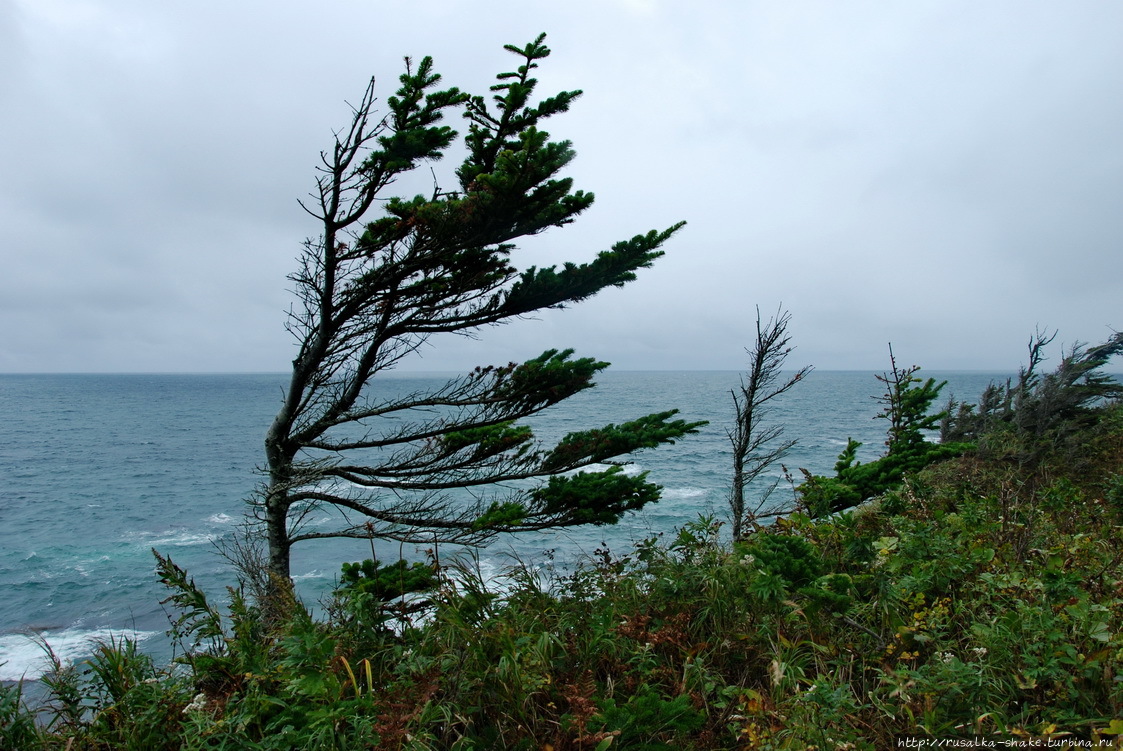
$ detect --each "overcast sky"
[2,1,1121,373]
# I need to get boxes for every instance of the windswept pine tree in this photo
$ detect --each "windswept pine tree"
[259,35,703,580]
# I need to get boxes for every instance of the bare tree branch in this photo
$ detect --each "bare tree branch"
[728,306,811,541]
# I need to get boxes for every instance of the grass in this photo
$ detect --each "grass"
[4,407,1123,749]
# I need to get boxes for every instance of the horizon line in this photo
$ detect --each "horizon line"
[0,367,1033,377]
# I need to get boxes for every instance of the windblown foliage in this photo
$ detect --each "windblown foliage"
[7,328,1123,748]
[942,329,1123,465]
[800,348,970,517]
[259,35,702,579]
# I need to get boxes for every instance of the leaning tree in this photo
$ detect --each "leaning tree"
[259,35,703,580]
[727,307,811,541]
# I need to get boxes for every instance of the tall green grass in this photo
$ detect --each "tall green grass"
[6,403,1123,748]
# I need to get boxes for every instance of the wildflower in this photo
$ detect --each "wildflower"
[740,554,756,566]
[971,646,988,658]
[183,692,207,714]
[939,651,955,664]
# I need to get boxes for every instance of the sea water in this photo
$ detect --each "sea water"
[0,370,1003,682]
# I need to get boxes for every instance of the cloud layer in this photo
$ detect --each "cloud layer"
[3,1,1120,372]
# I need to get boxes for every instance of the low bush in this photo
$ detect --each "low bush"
[9,334,1122,748]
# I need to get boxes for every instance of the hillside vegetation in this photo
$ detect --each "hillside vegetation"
[3,334,1123,749]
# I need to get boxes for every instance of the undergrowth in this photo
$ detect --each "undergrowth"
[4,349,1123,749]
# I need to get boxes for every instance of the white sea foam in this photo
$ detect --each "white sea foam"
[661,487,708,500]
[563,462,644,477]
[125,529,218,547]
[71,556,108,578]
[441,554,504,591]
[0,627,158,682]
[206,513,234,524]
[291,569,328,582]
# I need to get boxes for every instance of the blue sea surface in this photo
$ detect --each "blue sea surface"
[0,370,1003,681]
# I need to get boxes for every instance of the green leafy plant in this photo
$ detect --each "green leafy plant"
[800,349,969,516]
[0,679,41,750]
[592,684,706,750]
[335,557,438,632]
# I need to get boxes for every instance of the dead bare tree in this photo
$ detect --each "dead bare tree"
[728,307,811,541]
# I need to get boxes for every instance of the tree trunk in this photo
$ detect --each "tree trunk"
[730,464,744,542]
[264,491,291,581]
[263,417,294,582]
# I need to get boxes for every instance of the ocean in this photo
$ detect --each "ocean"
[0,369,1004,682]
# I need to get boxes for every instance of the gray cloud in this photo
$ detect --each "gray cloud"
[2,0,1121,373]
